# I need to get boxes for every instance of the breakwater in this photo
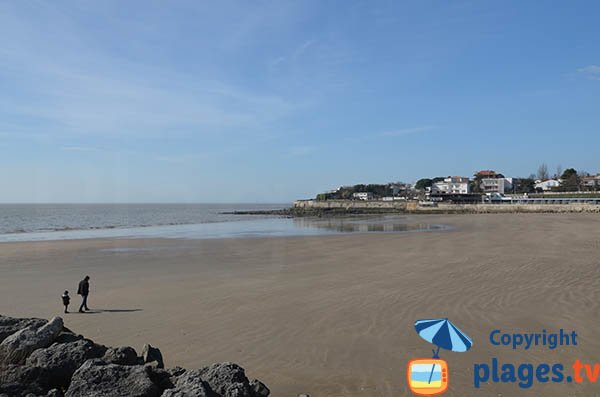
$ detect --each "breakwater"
[0,315,273,397]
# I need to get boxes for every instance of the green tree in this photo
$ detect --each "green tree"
[514,178,535,193]
[560,168,579,192]
[415,178,433,190]
[561,168,577,180]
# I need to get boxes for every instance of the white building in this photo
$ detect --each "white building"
[582,174,600,189]
[534,179,560,191]
[352,192,374,200]
[480,177,513,194]
[432,177,470,194]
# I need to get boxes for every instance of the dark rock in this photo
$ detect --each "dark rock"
[25,339,107,389]
[146,367,175,392]
[142,343,164,369]
[0,316,47,344]
[198,362,256,397]
[0,364,52,396]
[45,389,64,397]
[101,345,139,365]
[166,366,186,378]
[53,331,83,344]
[65,359,160,397]
[0,383,41,397]
[160,369,213,397]
[249,379,270,397]
[0,317,63,365]
[163,363,267,397]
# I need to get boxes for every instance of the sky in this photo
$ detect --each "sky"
[1,0,599,203]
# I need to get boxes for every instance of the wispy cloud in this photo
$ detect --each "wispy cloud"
[293,40,316,59]
[380,126,437,137]
[61,146,104,152]
[0,2,302,141]
[269,39,316,69]
[155,154,207,164]
[577,65,600,81]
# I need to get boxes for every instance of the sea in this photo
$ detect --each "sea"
[0,204,445,242]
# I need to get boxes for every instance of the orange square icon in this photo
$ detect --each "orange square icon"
[407,358,449,396]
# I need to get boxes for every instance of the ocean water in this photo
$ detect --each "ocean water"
[0,204,446,242]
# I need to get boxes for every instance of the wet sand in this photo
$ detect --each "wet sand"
[1,213,600,396]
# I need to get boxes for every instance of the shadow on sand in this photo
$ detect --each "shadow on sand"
[74,309,143,314]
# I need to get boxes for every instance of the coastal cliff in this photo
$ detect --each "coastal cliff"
[0,315,273,397]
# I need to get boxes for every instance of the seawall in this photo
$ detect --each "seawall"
[292,200,600,214]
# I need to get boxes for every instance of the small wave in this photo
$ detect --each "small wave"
[3,228,28,234]
[0,219,253,236]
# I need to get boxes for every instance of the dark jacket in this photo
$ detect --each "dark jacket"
[77,279,89,296]
[62,294,70,305]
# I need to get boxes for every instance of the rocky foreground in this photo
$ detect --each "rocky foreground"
[0,315,276,397]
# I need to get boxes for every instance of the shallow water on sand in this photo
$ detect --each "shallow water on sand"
[0,214,447,242]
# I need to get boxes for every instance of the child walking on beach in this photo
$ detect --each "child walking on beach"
[62,291,70,313]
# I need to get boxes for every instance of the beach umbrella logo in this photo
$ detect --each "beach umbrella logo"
[407,318,473,396]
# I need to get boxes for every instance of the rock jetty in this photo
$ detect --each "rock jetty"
[0,315,272,397]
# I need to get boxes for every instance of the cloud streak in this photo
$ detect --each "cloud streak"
[380,126,437,137]
[577,65,600,80]
[61,146,104,152]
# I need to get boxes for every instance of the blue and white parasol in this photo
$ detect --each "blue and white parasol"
[415,318,473,358]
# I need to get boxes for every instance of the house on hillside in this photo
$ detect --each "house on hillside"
[475,170,504,179]
[390,182,411,196]
[534,179,560,191]
[432,176,470,194]
[582,174,600,189]
[352,192,374,200]
[480,177,513,194]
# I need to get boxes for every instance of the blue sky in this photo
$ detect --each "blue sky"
[1,1,599,203]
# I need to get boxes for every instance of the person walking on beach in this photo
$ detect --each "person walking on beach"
[77,276,90,313]
[61,290,70,313]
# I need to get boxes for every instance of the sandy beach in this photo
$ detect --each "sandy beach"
[1,213,600,396]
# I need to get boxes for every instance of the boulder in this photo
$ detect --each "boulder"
[166,366,186,378]
[25,338,107,389]
[0,317,63,365]
[53,330,83,344]
[65,359,161,397]
[198,362,256,397]
[0,364,52,396]
[163,363,264,397]
[249,379,270,397]
[101,345,139,365]
[146,367,175,391]
[160,369,213,397]
[0,316,47,343]
[142,343,164,369]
